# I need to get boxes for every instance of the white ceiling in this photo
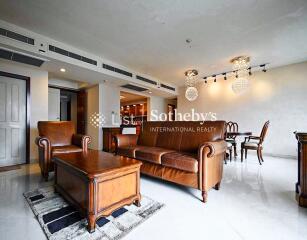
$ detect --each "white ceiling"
[0,0,306,86]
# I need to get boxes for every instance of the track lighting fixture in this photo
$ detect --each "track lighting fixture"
[201,62,268,86]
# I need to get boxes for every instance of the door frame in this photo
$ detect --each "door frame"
[0,71,30,164]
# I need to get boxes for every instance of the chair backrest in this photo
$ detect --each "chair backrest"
[259,121,270,144]
[226,121,239,139]
[37,121,76,147]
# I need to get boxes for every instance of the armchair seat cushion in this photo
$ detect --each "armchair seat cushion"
[226,142,233,148]
[161,152,198,173]
[117,146,140,158]
[52,145,83,155]
[135,146,175,164]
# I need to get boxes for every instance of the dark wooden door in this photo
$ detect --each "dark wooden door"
[77,90,86,134]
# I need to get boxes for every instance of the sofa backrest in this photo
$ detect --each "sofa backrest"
[138,121,226,152]
[179,121,226,152]
[137,121,161,147]
[37,121,76,147]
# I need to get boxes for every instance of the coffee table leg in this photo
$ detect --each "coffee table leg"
[134,195,141,207]
[87,214,96,233]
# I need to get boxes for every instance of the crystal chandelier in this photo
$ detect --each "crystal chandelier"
[230,56,250,94]
[185,69,198,101]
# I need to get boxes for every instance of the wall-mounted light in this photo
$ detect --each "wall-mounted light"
[223,73,227,80]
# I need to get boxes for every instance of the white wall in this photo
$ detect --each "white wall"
[147,96,167,121]
[86,83,120,150]
[48,78,80,90]
[86,85,100,150]
[0,61,48,161]
[178,61,307,158]
[99,84,120,127]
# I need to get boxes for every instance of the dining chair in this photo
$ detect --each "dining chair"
[226,121,239,161]
[241,121,270,165]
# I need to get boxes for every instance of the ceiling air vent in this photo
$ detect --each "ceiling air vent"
[161,83,175,91]
[49,45,97,66]
[0,28,34,45]
[121,84,148,92]
[0,48,44,67]
[136,75,157,85]
[103,64,133,77]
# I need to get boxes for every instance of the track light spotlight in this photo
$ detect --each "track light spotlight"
[235,71,238,78]
[204,80,207,84]
[261,64,267,72]
[223,73,227,80]
[248,67,252,76]
[213,75,217,82]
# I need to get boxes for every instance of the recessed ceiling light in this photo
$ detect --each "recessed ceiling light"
[148,91,152,94]
[60,68,66,72]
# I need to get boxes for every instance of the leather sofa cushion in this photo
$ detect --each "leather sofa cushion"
[161,152,198,173]
[117,146,140,158]
[52,145,83,155]
[135,146,175,164]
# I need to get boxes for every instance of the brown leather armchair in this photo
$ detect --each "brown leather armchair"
[35,121,91,181]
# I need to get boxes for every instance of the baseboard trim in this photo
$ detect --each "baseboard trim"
[248,151,296,159]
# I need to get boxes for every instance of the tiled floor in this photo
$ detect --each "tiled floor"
[0,155,306,240]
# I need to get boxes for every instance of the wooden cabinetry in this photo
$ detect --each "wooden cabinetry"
[102,127,121,152]
[294,132,307,207]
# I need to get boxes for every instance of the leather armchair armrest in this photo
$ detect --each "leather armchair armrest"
[114,134,138,153]
[72,134,91,151]
[35,136,51,150]
[35,136,51,178]
[198,140,227,191]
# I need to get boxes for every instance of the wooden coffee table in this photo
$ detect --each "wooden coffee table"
[53,150,142,233]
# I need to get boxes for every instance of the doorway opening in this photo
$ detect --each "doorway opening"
[120,91,148,134]
[48,87,86,134]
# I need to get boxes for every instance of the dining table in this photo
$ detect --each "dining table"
[226,131,252,138]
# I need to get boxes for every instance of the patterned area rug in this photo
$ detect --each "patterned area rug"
[24,186,164,240]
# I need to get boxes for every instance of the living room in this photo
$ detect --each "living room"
[0,0,307,240]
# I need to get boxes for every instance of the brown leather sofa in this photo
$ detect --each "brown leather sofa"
[114,121,227,203]
[35,121,91,181]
